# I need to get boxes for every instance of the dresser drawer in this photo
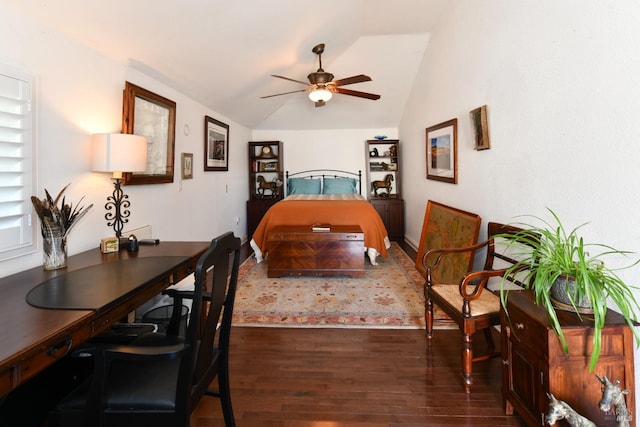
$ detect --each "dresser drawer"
[503,299,548,352]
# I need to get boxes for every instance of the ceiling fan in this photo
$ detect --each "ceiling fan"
[261,43,381,107]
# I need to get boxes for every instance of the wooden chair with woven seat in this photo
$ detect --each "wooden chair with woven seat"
[421,222,530,393]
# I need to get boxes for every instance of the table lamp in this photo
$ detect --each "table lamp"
[92,133,148,238]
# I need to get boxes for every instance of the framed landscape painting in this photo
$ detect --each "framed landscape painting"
[426,118,458,184]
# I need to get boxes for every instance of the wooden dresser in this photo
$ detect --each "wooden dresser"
[266,225,364,278]
[501,291,635,427]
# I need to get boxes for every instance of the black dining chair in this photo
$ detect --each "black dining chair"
[49,232,241,427]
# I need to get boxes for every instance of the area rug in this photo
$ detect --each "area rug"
[232,242,453,328]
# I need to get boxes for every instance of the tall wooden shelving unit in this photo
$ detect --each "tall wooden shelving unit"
[365,139,404,241]
[246,141,283,239]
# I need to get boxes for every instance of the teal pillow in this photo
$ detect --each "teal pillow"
[287,178,321,195]
[323,177,357,194]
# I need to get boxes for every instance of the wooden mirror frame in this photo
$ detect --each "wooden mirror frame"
[121,81,176,185]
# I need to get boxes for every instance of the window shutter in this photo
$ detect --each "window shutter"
[0,66,36,259]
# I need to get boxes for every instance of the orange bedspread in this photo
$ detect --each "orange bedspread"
[251,195,390,262]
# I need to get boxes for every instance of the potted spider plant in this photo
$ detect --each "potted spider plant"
[499,208,640,371]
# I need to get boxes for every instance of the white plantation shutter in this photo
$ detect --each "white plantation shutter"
[0,66,36,260]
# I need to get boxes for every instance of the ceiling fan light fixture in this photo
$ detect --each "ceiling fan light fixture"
[308,88,332,103]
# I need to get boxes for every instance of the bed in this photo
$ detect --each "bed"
[249,170,391,265]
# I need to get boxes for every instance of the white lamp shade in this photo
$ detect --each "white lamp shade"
[308,89,332,103]
[92,133,148,173]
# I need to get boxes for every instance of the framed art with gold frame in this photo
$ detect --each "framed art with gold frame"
[470,105,491,150]
[181,153,193,180]
[121,81,176,185]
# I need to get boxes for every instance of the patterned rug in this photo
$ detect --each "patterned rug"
[232,242,453,328]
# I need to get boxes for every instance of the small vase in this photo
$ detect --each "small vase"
[42,225,67,270]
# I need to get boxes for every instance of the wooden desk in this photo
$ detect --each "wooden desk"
[0,241,209,397]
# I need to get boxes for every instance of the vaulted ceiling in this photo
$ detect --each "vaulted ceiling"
[6,0,448,130]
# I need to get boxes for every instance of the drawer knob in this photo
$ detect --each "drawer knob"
[515,322,525,330]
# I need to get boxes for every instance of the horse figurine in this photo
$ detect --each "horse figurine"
[256,175,281,198]
[597,374,632,427]
[371,174,394,197]
[545,393,596,427]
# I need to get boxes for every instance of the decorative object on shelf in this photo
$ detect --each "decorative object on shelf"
[122,81,176,185]
[371,174,394,197]
[256,175,282,198]
[258,145,275,158]
[92,133,148,238]
[426,118,458,184]
[369,147,379,157]
[374,135,387,140]
[597,375,632,427]
[470,105,491,150]
[545,393,596,427]
[31,184,93,270]
[259,161,277,172]
[389,144,397,161]
[181,152,193,179]
[204,115,230,171]
[499,208,640,370]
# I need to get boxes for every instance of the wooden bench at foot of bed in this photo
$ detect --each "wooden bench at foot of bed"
[266,225,365,278]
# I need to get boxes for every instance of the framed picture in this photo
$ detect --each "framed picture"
[121,81,176,185]
[181,153,193,179]
[426,118,458,184]
[470,105,491,150]
[204,116,229,171]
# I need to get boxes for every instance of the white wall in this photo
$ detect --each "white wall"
[399,0,640,399]
[4,0,640,399]
[0,4,250,278]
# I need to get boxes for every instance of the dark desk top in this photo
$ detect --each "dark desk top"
[26,256,189,311]
[0,241,209,392]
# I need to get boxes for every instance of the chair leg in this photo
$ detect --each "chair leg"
[424,287,434,341]
[217,359,236,427]
[462,332,473,393]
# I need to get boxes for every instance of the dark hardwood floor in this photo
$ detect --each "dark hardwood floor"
[191,241,526,427]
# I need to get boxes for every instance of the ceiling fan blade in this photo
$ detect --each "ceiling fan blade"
[333,74,372,86]
[271,75,310,86]
[335,87,381,100]
[260,89,308,99]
